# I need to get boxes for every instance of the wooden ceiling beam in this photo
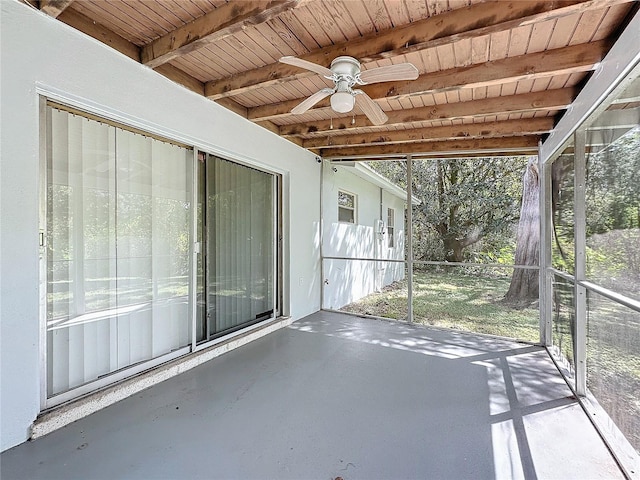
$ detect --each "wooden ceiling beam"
[258,121,302,142]
[196,99,283,134]
[56,7,258,128]
[281,88,575,137]
[337,150,540,161]
[205,0,630,100]
[151,65,263,123]
[249,41,608,121]
[141,0,301,69]
[360,40,608,101]
[56,10,243,119]
[215,97,249,118]
[154,64,205,95]
[303,118,555,150]
[40,0,74,18]
[57,8,141,61]
[320,136,540,159]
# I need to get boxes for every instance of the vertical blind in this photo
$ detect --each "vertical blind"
[46,107,192,397]
[206,156,274,336]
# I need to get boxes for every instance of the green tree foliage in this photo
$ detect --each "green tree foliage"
[369,157,527,263]
[551,154,575,273]
[584,128,640,301]
[586,128,640,234]
[552,127,640,276]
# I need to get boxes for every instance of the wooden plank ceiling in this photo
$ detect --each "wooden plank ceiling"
[34,0,638,159]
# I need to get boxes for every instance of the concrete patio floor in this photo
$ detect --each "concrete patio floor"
[1,311,624,479]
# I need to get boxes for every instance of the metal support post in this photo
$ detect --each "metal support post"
[406,155,414,323]
[319,157,325,310]
[538,144,553,346]
[190,150,199,351]
[574,129,587,396]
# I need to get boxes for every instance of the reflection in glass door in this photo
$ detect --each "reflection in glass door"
[45,105,192,400]
[197,154,278,341]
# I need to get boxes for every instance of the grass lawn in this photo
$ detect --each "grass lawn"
[341,269,540,343]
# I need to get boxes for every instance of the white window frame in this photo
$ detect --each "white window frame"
[338,190,357,224]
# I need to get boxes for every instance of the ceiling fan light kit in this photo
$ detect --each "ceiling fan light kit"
[279,55,419,125]
[330,91,354,113]
[331,80,355,113]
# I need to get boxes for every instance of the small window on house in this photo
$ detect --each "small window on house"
[338,190,356,223]
[387,208,395,248]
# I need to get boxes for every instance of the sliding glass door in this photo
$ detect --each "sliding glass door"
[199,155,277,340]
[44,104,281,404]
[45,105,192,399]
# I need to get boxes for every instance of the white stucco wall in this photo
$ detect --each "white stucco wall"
[0,0,321,451]
[322,162,406,310]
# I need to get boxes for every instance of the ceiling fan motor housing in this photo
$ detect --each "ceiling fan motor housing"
[330,56,361,86]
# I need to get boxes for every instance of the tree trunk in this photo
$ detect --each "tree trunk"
[505,157,540,303]
[443,236,464,262]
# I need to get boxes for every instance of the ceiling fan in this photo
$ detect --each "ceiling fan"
[279,55,419,125]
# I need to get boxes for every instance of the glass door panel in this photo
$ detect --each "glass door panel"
[204,155,275,338]
[46,106,192,399]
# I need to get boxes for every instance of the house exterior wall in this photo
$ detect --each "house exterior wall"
[322,163,406,310]
[0,0,321,452]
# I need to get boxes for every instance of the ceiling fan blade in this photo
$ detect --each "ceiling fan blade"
[354,91,388,125]
[358,63,419,84]
[291,88,334,114]
[279,56,334,78]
